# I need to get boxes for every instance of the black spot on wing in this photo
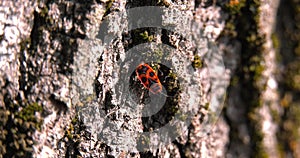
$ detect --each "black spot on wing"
[141,77,147,83]
[149,71,155,77]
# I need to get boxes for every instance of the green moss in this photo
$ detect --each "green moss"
[40,6,49,18]
[285,61,300,92]
[17,102,43,130]
[279,103,300,155]
[271,33,282,62]
[270,108,281,124]
[16,103,42,121]
[252,64,265,88]
[204,102,210,110]
[294,43,300,56]
[157,0,170,7]
[271,33,280,50]
[166,102,179,114]
[129,29,157,47]
[167,70,177,79]
[276,143,285,158]
[106,0,114,11]
[221,0,247,37]
[61,115,84,157]
[192,54,203,69]
[287,105,300,134]
[65,116,81,140]
[248,109,270,158]
[230,76,239,86]
[37,5,54,25]
[0,101,43,157]
[103,0,115,17]
[140,31,154,42]
[223,21,238,37]
[20,38,31,51]
[178,113,188,121]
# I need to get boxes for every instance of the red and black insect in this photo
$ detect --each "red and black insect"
[135,63,163,94]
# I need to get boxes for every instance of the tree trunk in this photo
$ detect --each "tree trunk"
[0,0,299,157]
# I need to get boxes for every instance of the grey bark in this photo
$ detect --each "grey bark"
[0,0,286,157]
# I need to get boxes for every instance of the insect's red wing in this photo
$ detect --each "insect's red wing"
[135,64,162,94]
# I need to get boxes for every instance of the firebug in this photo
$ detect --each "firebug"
[135,63,163,94]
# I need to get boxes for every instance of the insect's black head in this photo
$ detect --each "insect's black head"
[136,65,149,75]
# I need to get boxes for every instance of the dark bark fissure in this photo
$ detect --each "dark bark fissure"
[276,0,300,156]
[224,0,266,157]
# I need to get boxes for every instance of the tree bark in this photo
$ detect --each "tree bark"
[1,0,299,157]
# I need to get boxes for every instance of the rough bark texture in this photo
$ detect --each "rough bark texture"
[0,0,299,157]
